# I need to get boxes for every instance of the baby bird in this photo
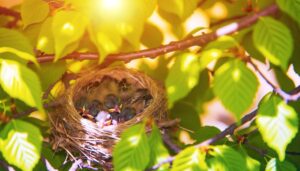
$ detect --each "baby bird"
[100,76,119,96]
[87,99,102,117]
[120,107,136,122]
[131,89,152,106]
[104,94,122,113]
[75,96,88,111]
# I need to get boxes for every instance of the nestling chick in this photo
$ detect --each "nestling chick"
[100,76,119,96]
[120,107,136,121]
[104,94,122,113]
[87,99,102,116]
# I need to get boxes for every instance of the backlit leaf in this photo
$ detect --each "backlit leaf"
[37,17,54,54]
[237,147,260,171]
[21,0,49,28]
[52,11,88,60]
[256,94,298,161]
[148,125,170,170]
[0,47,37,66]
[172,146,207,171]
[213,59,258,118]
[265,158,297,171]
[0,59,43,112]
[166,53,201,107]
[276,0,300,24]
[253,17,293,70]
[113,124,150,171]
[158,0,200,20]
[88,23,122,63]
[207,145,247,171]
[0,120,43,171]
[0,28,36,64]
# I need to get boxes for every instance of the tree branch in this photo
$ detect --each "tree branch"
[0,6,21,28]
[35,4,279,65]
[0,6,20,19]
[150,85,300,170]
[247,57,300,102]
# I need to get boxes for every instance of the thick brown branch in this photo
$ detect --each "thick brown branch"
[36,4,278,65]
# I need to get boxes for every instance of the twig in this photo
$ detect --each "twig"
[0,6,21,28]
[14,101,61,118]
[247,58,300,102]
[210,14,247,27]
[162,133,181,154]
[150,85,300,170]
[0,160,9,171]
[35,4,279,65]
[0,6,20,19]
[286,151,300,156]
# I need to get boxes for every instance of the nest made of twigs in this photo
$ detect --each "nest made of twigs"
[48,67,167,169]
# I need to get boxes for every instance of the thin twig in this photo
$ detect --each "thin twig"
[0,160,9,171]
[162,132,181,154]
[247,57,300,102]
[35,4,279,65]
[150,85,300,170]
[210,14,247,27]
[0,6,21,28]
[0,6,20,19]
[286,151,300,156]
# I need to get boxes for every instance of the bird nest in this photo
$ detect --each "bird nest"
[48,67,167,169]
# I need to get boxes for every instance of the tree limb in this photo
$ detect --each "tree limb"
[35,4,279,65]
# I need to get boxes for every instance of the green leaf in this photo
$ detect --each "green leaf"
[0,120,43,171]
[141,22,164,48]
[253,17,293,70]
[191,126,221,144]
[237,147,260,171]
[166,53,201,107]
[21,0,49,28]
[88,23,122,63]
[276,0,300,25]
[265,158,297,171]
[199,36,238,70]
[0,59,43,112]
[172,146,207,171]
[207,145,247,171]
[0,28,36,64]
[148,125,170,170]
[256,94,298,161]
[0,47,38,66]
[52,11,88,60]
[158,0,200,20]
[30,61,66,90]
[42,144,66,169]
[37,17,54,54]
[204,36,239,50]
[213,59,258,118]
[113,123,150,171]
[171,101,201,133]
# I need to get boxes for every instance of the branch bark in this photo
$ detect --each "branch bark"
[36,4,279,65]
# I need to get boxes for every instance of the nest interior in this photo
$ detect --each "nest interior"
[48,67,167,167]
